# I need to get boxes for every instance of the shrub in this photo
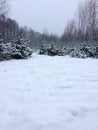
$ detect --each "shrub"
[0,34,32,61]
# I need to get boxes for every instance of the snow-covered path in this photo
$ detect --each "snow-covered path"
[0,54,98,130]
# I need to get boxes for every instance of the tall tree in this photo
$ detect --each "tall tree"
[77,0,98,41]
[0,0,9,16]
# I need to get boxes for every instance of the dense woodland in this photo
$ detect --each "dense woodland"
[0,0,98,60]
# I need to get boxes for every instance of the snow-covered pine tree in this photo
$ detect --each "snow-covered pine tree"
[0,34,14,60]
[11,37,32,59]
[0,33,4,60]
[0,33,11,60]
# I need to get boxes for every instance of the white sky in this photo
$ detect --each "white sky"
[10,0,83,36]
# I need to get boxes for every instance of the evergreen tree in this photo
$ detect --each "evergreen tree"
[11,37,32,59]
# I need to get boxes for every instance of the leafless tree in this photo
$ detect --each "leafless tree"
[77,0,98,41]
[61,19,77,42]
[62,0,98,42]
[0,0,9,16]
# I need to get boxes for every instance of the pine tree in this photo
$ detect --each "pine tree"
[11,37,32,59]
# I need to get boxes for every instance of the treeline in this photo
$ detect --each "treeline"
[61,0,98,42]
[39,0,98,58]
[0,12,60,50]
[0,0,34,60]
[0,0,98,60]
[0,13,33,60]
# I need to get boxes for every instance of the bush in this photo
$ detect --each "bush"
[39,43,65,56]
[0,34,32,61]
[11,39,32,59]
[69,43,98,58]
[70,49,87,58]
[39,41,98,59]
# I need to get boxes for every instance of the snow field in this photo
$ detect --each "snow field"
[0,54,98,130]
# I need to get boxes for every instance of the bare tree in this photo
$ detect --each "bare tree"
[77,0,98,41]
[77,2,87,41]
[0,0,9,16]
[61,19,77,42]
[87,0,98,41]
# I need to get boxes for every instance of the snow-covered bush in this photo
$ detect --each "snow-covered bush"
[0,34,32,61]
[95,47,98,58]
[39,40,98,58]
[0,42,14,60]
[80,44,94,57]
[0,34,11,60]
[11,38,32,59]
[39,42,65,56]
[39,43,48,55]
[47,44,60,56]
[70,49,87,58]
[69,43,98,58]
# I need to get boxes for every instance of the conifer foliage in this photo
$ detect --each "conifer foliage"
[0,33,32,61]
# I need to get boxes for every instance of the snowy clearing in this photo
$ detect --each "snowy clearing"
[0,54,98,130]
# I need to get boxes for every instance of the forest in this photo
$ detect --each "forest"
[0,0,98,60]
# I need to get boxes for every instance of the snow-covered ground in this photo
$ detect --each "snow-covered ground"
[0,54,98,130]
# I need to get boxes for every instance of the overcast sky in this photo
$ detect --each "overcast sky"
[10,0,83,36]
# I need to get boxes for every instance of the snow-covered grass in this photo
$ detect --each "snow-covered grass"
[0,54,98,130]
